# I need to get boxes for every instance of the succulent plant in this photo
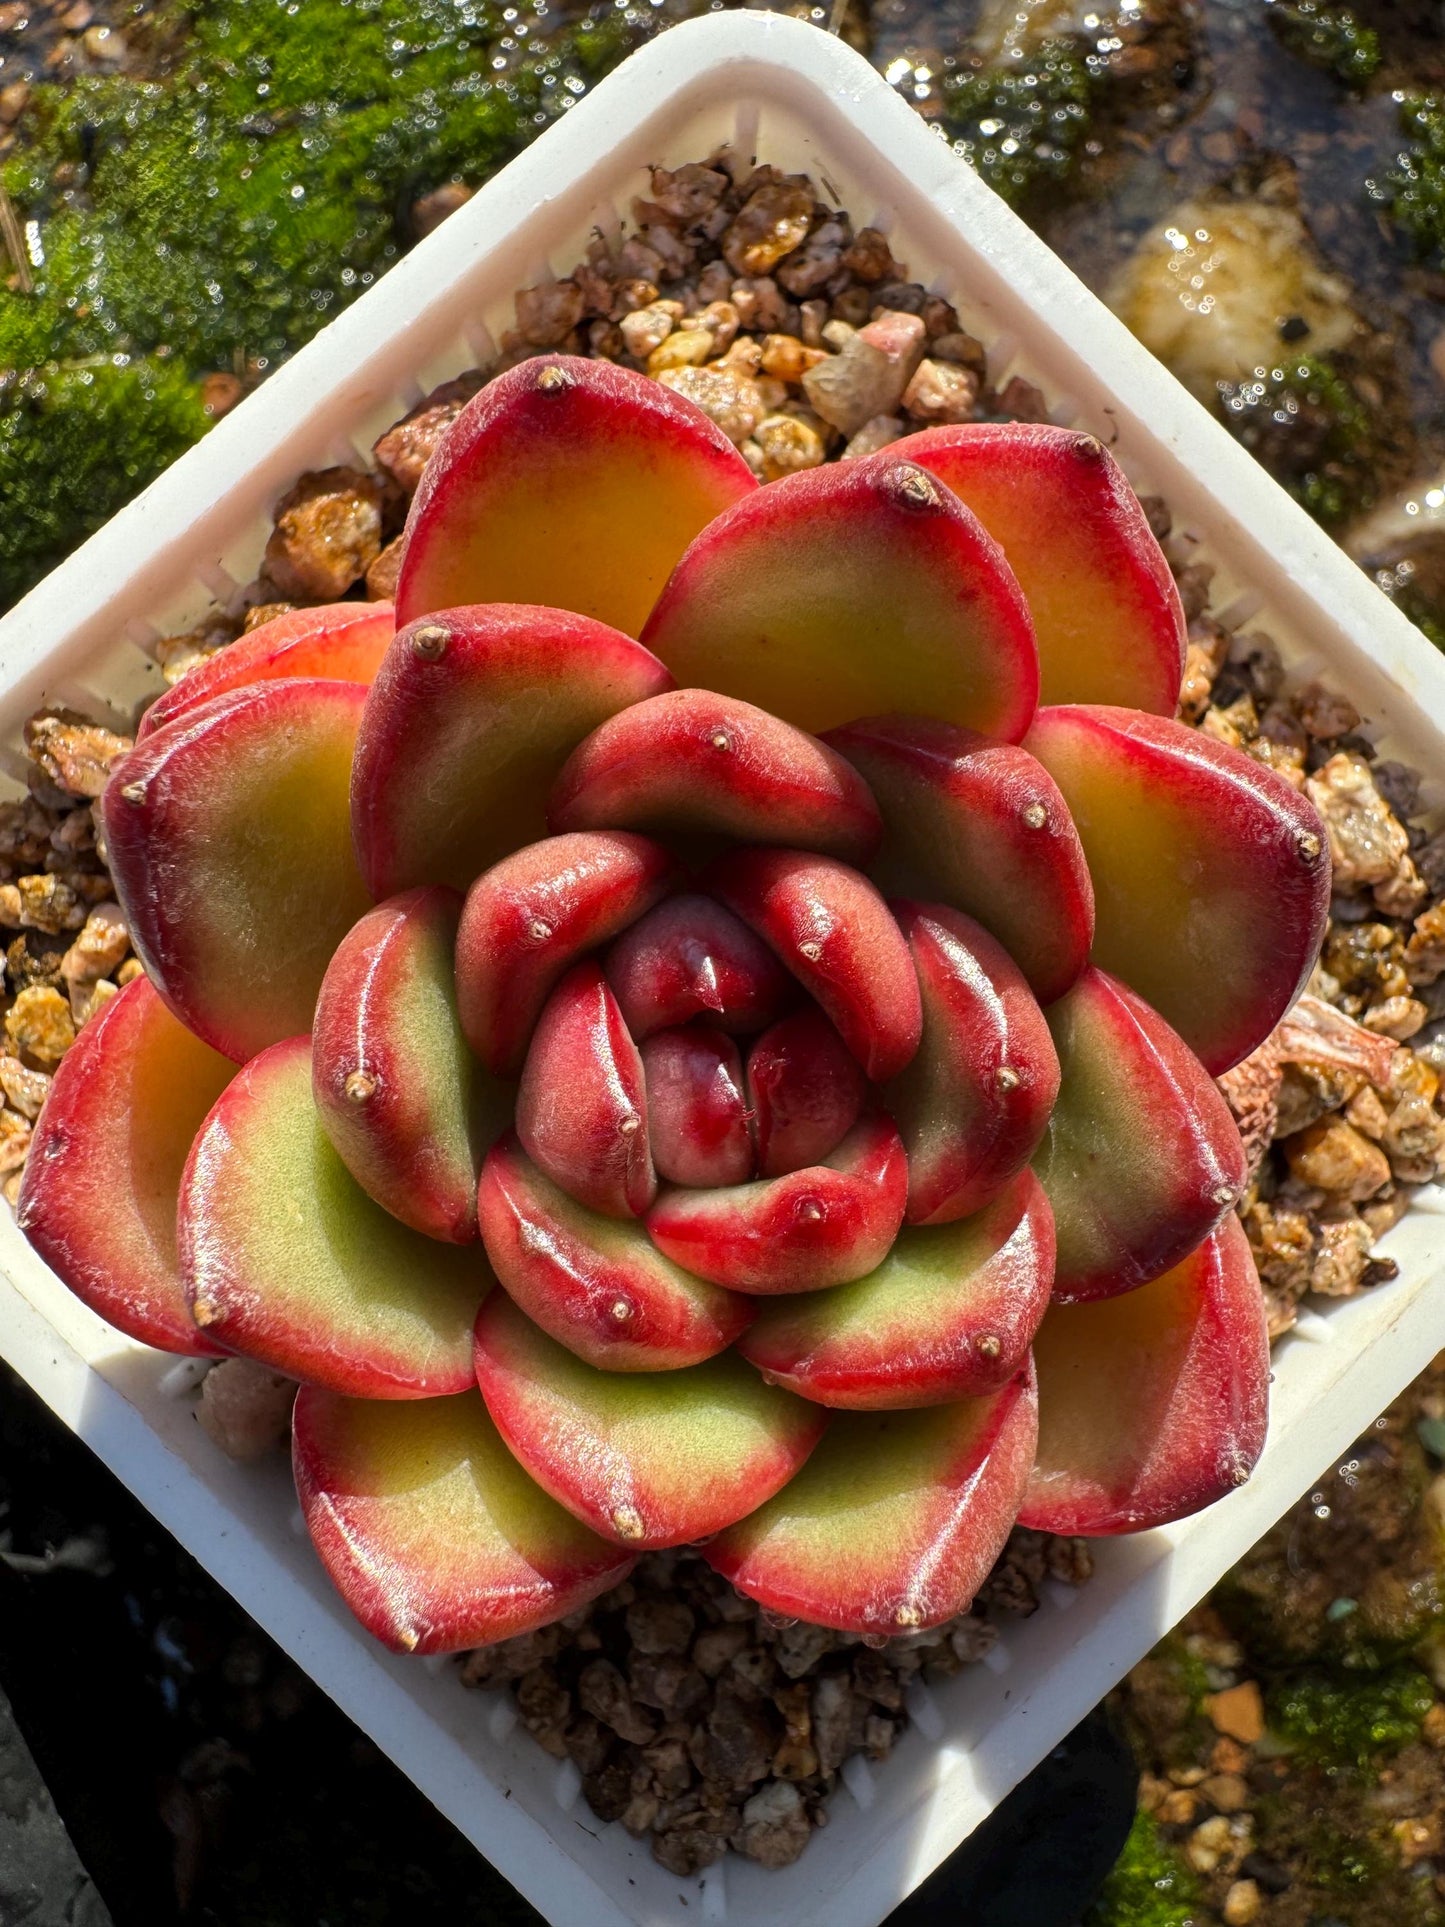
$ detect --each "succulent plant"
[20,356,1332,1653]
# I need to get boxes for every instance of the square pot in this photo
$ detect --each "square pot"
[2,14,1444,1926]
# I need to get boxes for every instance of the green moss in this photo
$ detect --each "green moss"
[1268,1662,1436,1769]
[1265,0,1381,86]
[2,0,650,374]
[0,356,212,607]
[1216,355,1375,526]
[1246,1774,1445,1927]
[1369,92,1445,260]
[1085,1813,1202,1927]
[0,0,655,608]
[940,42,1096,208]
[1306,1823,1392,1894]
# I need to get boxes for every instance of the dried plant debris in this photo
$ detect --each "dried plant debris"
[5,149,1443,1876]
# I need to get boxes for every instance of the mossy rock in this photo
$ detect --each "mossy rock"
[1266,1,1381,87]
[1115,1635,1216,1774]
[939,41,1096,209]
[1215,1422,1444,1668]
[1369,91,1445,262]
[1269,1662,1437,1769]
[1215,354,1383,528]
[1085,1812,1200,1927]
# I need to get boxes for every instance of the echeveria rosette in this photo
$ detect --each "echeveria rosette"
[18,356,1333,1655]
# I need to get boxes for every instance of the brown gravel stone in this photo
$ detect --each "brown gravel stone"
[0,1057,49,1119]
[994,375,1050,422]
[458,1626,565,1688]
[692,1623,750,1677]
[652,1822,729,1877]
[627,1597,696,1655]
[648,327,714,374]
[516,1665,572,1758]
[690,1684,777,1789]
[733,1779,813,1867]
[1283,1116,1392,1199]
[722,181,814,276]
[514,279,586,347]
[563,1715,613,1777]
[802,308,925,435]
[241,601,297,633]
[1306,751,1412,891]
[16,873,87,934]
[843,227,899,284]
[0,1108,32,1174]
[841,413,905,459]
[6,984,74,1065]
[1380,1091,1445,1182]
[759,332,824,383]
[263,467,383,600]
[372,374,483,496]
[151,630,225,685]
[24,713,132,798]
[579,1658,659,1745]
[629,1652,707,1719]
[775,219,850,298]
[364,534,405,601]
[655,364,765,444]
[902,356,981,423]
[1206,1681,1265,1744]
[644,162,729,226]
[196,1359,296,1462]
[753,412,826,480]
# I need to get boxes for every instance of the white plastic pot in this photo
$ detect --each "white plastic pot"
[1,14,1443,1926]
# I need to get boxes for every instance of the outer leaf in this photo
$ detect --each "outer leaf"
[738,1170,1054,1407]
[825,715,1093,1005]
[1026,704,1331,1073]
[294,1387,634,1654]
[640,458,1039,740]
[313,887,510,1243]
[1035,967,1247,1302]
[893,423,1186,713]
[1020,1215,1269,1533]
[549,688,881,864]
[888,901,1059,1225]
[140,602,395,739]
[705,1367,1038,1636]
[396,356,756,636]
[17,978,232,1356]
[474,1292,825,1547]
[180,1037,490,1396]
[103,680,372,1063]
